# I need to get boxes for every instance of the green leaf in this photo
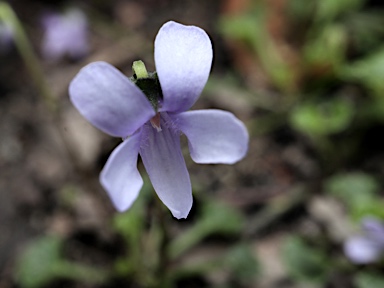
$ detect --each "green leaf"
[15,235,63,288]
[288,0,316,22]
[290,97,354,136]
[345,11,384,55]
[15,235,110,288]
[340,47,384,96]
[282,236,329,284]
[325,172,383,219]
[315,0,366,22]
[355,272,384,288]
[168,200,244,259]
[223,244,259,284]
[304,24,347,71]
[218,5,295,93]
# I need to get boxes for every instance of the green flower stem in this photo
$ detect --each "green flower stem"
[0,2,56,112]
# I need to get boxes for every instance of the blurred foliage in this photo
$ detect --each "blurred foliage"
[223,244,260,285]
[218,0,384,285]
[168,200,244,259]
[282,236,329,285]
[325,172,384,220]
[7,0,384,286]
[16,235,62,288]
[355,272,384,288]
[16,235,108,288]
[290,97,354,136]
[219,3,295,93]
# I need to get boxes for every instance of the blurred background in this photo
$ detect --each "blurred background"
[1,0,384,287]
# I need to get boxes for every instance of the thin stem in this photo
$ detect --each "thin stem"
[154,196,171,286]
[0,2,56,112]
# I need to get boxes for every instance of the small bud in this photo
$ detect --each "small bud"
[132,60,148,79]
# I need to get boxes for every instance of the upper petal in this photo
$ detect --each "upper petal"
[69,61,155,137]
[140,114,192,219]
[100,132,143,212]
[172,110,249,164]
[155,21,213,113]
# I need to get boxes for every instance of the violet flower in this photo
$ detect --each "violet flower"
[344,217,384,264]
[42,8,88,60]
[69,21,248,219]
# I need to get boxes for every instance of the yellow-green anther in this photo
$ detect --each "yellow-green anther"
[132,60,149,79]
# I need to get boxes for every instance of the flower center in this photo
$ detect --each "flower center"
[150,113,162,132]
[131,60,162,111]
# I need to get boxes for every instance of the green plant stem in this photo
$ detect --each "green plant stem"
[153,196,170,287]
[0,1,56,112]
[54,261,110,284]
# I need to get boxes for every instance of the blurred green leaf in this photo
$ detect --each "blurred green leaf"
[340,47,384,96]
[325,172,384,219]
[290,97,354,136]
[219,5,295,93]
[288,0,316,22]
[168,200,244,259]
[16,235,109,288]
[223,244,259,284]
[304,24,347,71]
[355,272,384,288]
[345,11,384,54]
[16,235,63,288]
[316,0,366,22]
[282,236,329,284]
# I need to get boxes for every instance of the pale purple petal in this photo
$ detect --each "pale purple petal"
[362,217,384,245]
[100,132,143,212]
[69,61,155,137]
[155,21,213,113]
[172,110,249,164]
[0,23,13,52]
[344,236,383,264]
[42,9,89,60]
[139,113,192,219]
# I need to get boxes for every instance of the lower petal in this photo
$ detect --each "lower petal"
[172,110,249,164]
[100,132,142,212]
[140,115,192,219]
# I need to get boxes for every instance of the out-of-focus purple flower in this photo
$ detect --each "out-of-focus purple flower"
[69,21,249,219]
[0,22,13,52]
[42,8,88,60]
[344,217,384,264]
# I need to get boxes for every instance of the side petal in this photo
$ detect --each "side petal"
[172,110,249,164]
[344,236,383,264]
[100,132,143,212]
[155,21,213,113]
[140,116,192,219]
[69,61,155,137]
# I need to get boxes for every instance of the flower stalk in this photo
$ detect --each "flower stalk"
[0,1,56,112]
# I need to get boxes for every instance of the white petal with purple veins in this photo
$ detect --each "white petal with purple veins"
[69,62,155,137]
[140,114,192,219]
[155,21,212,113]
[100,132,143,212]
[173,110,249,164]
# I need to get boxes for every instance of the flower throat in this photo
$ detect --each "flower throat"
[131,60,163,131]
